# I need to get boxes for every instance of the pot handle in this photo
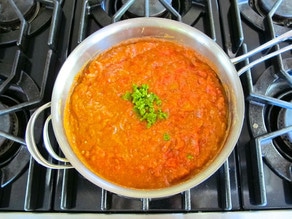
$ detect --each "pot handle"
[230,30,292,76]
[25,102,73,169]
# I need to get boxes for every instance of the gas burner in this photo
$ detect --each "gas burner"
[0,0,53,45]
[0,93,31,187]
[0,0,40,32]
[0,70,39,186]
[0,95,26,165]
[121,0,172,17]
[248,58,292,181]
[103,0,192,19]
[267,91,292,161]
[238,0,291,35]
[255,0,292,26]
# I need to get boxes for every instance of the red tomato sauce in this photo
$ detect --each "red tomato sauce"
[64,37,229,189]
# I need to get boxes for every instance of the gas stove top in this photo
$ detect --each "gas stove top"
[0,0,291,216]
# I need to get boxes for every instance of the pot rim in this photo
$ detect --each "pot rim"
[51,17,244,198]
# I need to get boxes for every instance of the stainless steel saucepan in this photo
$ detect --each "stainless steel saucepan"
[25,18,292,199]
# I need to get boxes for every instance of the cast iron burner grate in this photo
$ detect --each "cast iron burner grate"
[0,0,39,32]
[106,0,193,20]
[76,0,205,43]
[119,0,172,17]
[0,97,22,165]
[227,0,292,209]
[238,0,291,35]
[0,0,75,211]
[248,58,292,182]
[253,0,292,26]
[0,0,60,46]
[0,69,39,186]
[268,90,292,162]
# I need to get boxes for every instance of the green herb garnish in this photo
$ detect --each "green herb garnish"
[122,84,168,128]
[187,154,194,160]
[163,133,171,141]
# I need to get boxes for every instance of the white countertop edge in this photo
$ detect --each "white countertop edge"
[0,210,291,219]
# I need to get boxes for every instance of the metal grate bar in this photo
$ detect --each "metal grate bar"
[220,160,232,210]
[144,0,150,17]
[60,169,73,210]
[46,0,62,51]
[249,138,267,206]
[101,189,111,210]
[206,0,216,40]
[24,156,55,211]
[78,0,90,44]
[248,125,292,205]
[230,0,244,54]
[7,0,29,49]
[158,0,181,21]
[236,20,268,208]
[142,198,149,211]
[264,1,292,86]
[112,0,136,22]
[0,51,25,98]
[182,189,191,211]
[0,51,56,116]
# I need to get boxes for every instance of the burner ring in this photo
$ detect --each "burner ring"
[267,91,292,162]
[0,0,40,31]
[0,70,39,185]
[0,95,25,166]
[252,0,292,27]
[248,58,292,181]
[278,107,292,144]
[258,0,292,20]
[103,0,191,20]
[0,106,12,149]
[121,0,172,17]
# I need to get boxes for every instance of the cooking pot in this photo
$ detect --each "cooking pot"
[25,18,292,199]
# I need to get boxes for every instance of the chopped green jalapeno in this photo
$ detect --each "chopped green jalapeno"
[163,133,171,141]
[123,84,168,128]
